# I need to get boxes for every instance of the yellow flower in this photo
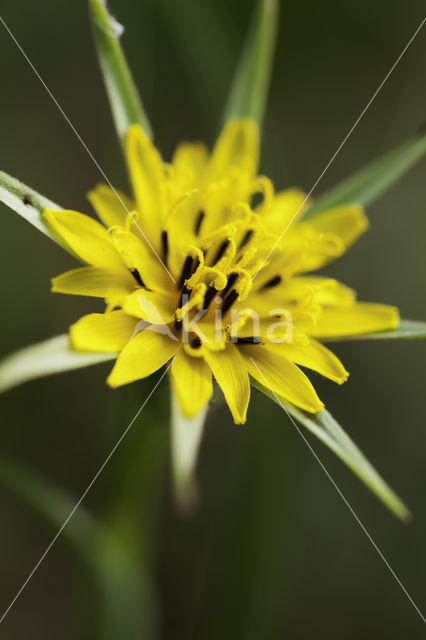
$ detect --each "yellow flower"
[43,119,398,424]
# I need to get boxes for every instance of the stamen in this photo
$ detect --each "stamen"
[192,257,200,273]
[178,255,194,290]
[190,335,202,349]
[220,272,238,298]
[161,230,169,263]
[202,286,219,310]
[221,289,239,314]
[178,285,191,310]
[184,246,206,290]
[234,336,261,344]
[130,268,144,287]
[194,210,205,235]
[261,275,282,290]
[238,229,254,250]
[212,239,230,265]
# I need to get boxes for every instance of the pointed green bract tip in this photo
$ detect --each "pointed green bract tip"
[224,0,279,131]
[90,0,124,38]
[251,378,411,521]
[304,128,426,219]
[89,0,153,144]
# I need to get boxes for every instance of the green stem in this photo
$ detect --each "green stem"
[102,379,169,578]
[200,397,295,639]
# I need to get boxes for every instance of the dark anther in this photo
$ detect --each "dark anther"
[260,275,282,290]
[178,285,191,309]
[238,229,253,251]
[190,335,202,349]
[212,239,229,265]
[221,289,239,314]
[234,336,261,345]
[130,268,144,287]
[174,318,183,331]
[220,272,238,299]
[178,255,194,290]
[161,230,169,263]
[23,194,32,206]
[194,210,205,235]
[202,286,218,310]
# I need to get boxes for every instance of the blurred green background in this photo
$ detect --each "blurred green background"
[1,0,426,638]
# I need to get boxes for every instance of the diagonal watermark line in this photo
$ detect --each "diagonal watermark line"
[253,15,426,279]
[249,356,426,626]
[0,15,175,284]
[0,364,171,626]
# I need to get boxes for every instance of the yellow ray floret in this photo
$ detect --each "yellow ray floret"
[46,119,399,423]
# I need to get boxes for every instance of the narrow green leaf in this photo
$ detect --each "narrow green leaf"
[322,319,426,342]
[224,0,279,128]
[304,130,426,219]
[0,335,116,393]
[170,390,208,512]
[252,379,410,520]
[89,0,153,142]
[0,170,62,243]
[0,456,157,638]
[0,456,99,556]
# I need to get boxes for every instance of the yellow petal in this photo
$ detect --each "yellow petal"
[262,188,309,235]
[171,142,209,192]
[288,277,355,306]
[306,204,369,250]
[276,339,349,384]
[203,343,250,424]
[52,267,134,297]
[70,311,138,352]
[43,209,124,268]
[87,184,135,228]
[171,348,213,417]
[228,314,293,342]
[242,345,324,413]
[125,124,165,248]
[261,206,367,277]
[247,275,355,315]
[163,192,204,278]
[253,224,348,282]
[310,302,399,338]
[107,329,178,388]
[108,226,170,292]
[122,289,175,324]
[207,119,259,182]
[289,228,347,274]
